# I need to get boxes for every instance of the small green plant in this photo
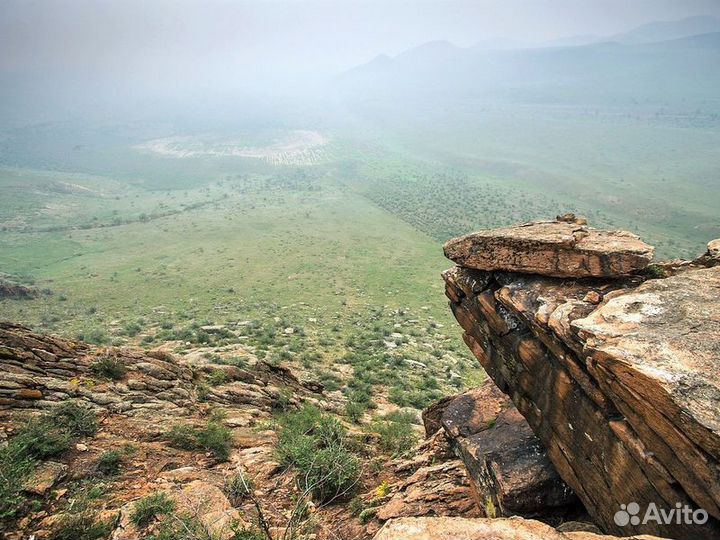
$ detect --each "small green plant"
[52,402,98,437]
[197,422,232,461]
[370,411,418,456]
[0,442,34,519]
[276,405,360,503]
[344,401,366,424]
[166,421,232,461]
[96,450,123,476]
[166,424,200,450]
[130,492,175,528]
[225,473,254,505]
[358,507,377,524]
[207,369,229,386]
[90,357,127,381]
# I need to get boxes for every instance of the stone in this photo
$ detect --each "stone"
[439,383,577,520]
[573,266,720,518]
[376,460,482,521]
[373,516,664,540]
[421,395,455,437]
[172,481,244,540]
[708,239,720,260]
[23,461,68,495]
[15,388,43,399]
[443,218,654,278]
[440,382,510,439]
[443,223,720,539]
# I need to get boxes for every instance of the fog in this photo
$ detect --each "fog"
[1,0,720,125]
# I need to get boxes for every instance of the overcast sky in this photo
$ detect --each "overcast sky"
[2,0,720,76]
[1,0,719,123]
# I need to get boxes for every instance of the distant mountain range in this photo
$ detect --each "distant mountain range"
[337,16,720,108]
[542,14,720,48]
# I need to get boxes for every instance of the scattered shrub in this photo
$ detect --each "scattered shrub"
[0,443,34,519]
[166,421,232,461]
[96,450,123,476]
[197,422,232,461]
[344,401,366,424]
[224,473,254,505]
[276,405,359,503]
[371,411,418,456]
[130,492,175,528]
[207,369,229,387]
[90,357,127,381]
[359,507,377,524]
[166,424,200,450]
[52,402,98,437]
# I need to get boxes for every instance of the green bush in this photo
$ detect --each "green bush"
[52,402,98,437]
[207,369,229,386]
[90,357,127,381]
[13,417,73,459]
[224,473,254,505]
[0,443,34,519]
[130,492,175,528]
[197,422,232,461]
[276,405,359,503]
[166,424,200,450]
[371,411,418,456]
[0,404,98,518]
[96,450,123,476]
[344,401,366,424]
[166,421,232,461]
[150,514,208,540]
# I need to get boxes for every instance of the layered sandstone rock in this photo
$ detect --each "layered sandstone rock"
[443,223,720,539]
[437,382,578,520]
[443,216,654,278]
[0,322,312,416]
[373,516,665,540]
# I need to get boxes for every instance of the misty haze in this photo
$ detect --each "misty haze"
[1,2,719,540]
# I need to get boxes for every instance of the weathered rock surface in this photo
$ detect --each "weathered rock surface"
[0,321,329,540]
[443,217,654,278]
[0,322,313,416]
[438,382,578,520]
[373,516,665,540]
[375,430,483,522]
[443,223,720,539]
[23,461,68,495]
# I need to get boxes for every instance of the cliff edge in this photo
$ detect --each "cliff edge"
[441,216,719,539]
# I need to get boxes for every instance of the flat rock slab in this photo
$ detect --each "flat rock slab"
[373,516,667,540]
[444,220,654,278]
[23,461,68,495]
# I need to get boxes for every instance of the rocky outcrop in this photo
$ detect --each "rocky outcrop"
[443,223,720,540]
[0,322,312,416]
[443,216,654,278]
[437,382,578,521]
[373,516,664,540]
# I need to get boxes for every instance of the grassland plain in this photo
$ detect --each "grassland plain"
[1,110,719,410]
[0,158,480,411]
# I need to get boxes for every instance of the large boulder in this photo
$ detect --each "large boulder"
[443,217,654,278]
[439,383,578,520]
[373,516,667,540]
[443,222,720,539]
